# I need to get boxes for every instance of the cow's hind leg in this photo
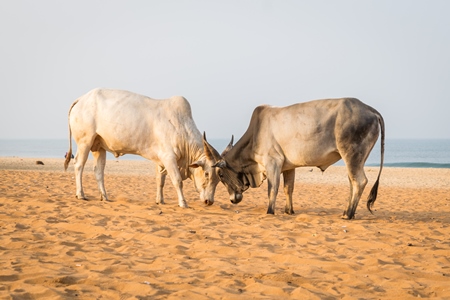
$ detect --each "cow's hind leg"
[92,148,108,201]
[342,163,368,220]
[73,144,90,200]
[155,165,166,205]
[283,169,295,215]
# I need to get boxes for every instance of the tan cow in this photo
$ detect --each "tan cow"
[64,88,220,208]
[206,98,385,219]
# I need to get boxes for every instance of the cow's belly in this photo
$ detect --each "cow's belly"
[92,133,158,161]
[282,143,341,171]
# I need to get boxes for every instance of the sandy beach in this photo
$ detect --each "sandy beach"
[1,157,449,299]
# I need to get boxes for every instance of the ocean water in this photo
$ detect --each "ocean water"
[0,139,449,168]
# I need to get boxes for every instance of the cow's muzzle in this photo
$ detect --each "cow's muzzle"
[230,193,243,204]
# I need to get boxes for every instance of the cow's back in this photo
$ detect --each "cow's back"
[73,88,191,119]
[246,98,380,168]
[69,88,201,159]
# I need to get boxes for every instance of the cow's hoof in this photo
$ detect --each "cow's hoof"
[179,201,188,208]
[341,213,355,220]
[285,208,295,215]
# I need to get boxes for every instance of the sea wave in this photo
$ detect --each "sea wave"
[1,139,450,169]
[367,162,450,169]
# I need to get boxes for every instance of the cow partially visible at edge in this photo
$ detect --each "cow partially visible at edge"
[64,88,221,208]
[205,98,385,219]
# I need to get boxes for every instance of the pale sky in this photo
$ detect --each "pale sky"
[1,1,449,140]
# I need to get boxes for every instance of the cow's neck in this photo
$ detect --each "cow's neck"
[190,140,204,163]
[182,140,204,179]
[226,135,265,188]
[228,129,253,163]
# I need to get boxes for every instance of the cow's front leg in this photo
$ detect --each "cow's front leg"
[172,177,187,208]
[163,159,188,208]
[266,165,281,214]
[155,165,166,205]
[282,169,295,215]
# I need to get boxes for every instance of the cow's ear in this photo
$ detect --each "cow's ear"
[189,160,205,168]
[212,160,226,168]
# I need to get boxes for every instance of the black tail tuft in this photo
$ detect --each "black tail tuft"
[366,179,380,214]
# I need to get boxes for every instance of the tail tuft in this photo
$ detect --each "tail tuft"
[366,179,379,214]
[64,150,72,171]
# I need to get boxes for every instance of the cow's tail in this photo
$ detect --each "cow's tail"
[64,100,78,171]
[366,112,385,213]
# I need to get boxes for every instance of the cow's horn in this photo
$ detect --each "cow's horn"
[203,132,222,161]
[221,135,234,156]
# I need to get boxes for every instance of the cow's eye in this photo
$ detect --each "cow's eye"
[218,171,224,179]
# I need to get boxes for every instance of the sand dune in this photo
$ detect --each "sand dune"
[1,157,449,299]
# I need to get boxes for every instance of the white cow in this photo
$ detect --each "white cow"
[64,88,220,208]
